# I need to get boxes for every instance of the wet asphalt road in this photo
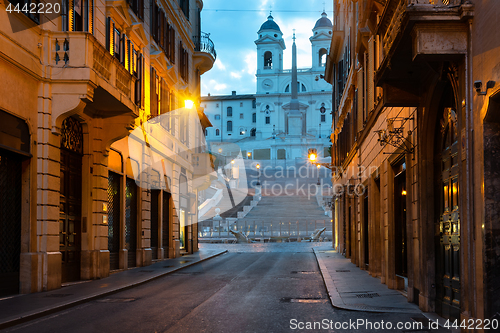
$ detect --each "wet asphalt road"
[4,245,449,333]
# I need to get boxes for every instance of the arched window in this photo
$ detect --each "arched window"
[250,128,256,137]
[216,129,220,136]
[227,121,233,132]
[319,48,328,67]
[264,51,272,69]
[227,107,232,117]
[285,82,307,92]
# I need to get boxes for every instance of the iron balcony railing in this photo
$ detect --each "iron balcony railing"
[193,32,217,61]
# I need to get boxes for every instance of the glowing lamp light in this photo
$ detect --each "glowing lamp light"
[184,99,195,109]
[231,160,235,164]
[309,153,317,162]
[317,164,321,169]
[402,190,407,196]
[256,164,260,169]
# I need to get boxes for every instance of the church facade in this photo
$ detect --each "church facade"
[202,13,333,161]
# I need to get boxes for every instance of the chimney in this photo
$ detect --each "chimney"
[208,93,211,96]
[232,91,236,96]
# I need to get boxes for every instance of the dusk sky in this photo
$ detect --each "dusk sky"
[200,0,333,97]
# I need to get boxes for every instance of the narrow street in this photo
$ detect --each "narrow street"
[3,244,450,333]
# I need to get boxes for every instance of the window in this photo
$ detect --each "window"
[179,0,189,20]
[151,2,175,63]
[227,121,233,132]
[265,116,270,124]
[214,114,220,120]
[301,84,307,92]
[205,129,208,136]
[227,107,232,117]
[240,113,244,119]
[130,0,144,21]
[321,114,326,122]
[250,128,256,137]
[252,113,256,123]
[216,103,219,107]
[9,0,40,24]
[264,51,272,69]
[252,100,256,108]
[319,48,328,67]
[61,0,94,32]
[240,102,243,107]
[179,41,189,82]
[216,129,220,136]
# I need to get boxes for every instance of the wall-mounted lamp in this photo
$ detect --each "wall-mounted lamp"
[375,117,416,158]
[474,80,496,96]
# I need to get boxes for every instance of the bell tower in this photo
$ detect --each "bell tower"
[310,11,333,71]
[255,14,286,94]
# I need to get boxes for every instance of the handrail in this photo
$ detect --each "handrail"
[193,31,217,60]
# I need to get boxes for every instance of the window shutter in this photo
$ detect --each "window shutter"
[137,53,143,107]
[170,28,175,63]
[106,18,115,55]
[150,67,157,117]
[88,0,94,34]
[69,0,75,31]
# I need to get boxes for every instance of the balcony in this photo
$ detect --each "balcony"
[375,0,473,106]
[193,32,217,75]
[49,31,139,117]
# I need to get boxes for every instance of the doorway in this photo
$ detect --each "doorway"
[108,171,121,270]
[125,178,137,268]
[435,107,460,320]
[59,117,83,283]
[0,149,23,295]
[394,159,407,291]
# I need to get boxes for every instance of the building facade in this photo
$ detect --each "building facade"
[326,0,499,325]
[202,13,333,161]
[0,0,215,296]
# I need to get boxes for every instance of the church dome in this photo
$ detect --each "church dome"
[258,15,282,33]
[314,12,333,30]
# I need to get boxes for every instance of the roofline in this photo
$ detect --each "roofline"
[201,94,256,101]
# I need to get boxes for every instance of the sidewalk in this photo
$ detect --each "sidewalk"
[0,249,227,330]
[313,246,421,313]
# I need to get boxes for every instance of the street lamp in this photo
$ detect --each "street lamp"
[184,99,195,109]
[308,151,317,163]
[247,152,252,159]
[256,163,261,186]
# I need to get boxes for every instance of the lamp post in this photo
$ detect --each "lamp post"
[317,164,321,186]
[256,163,261,186]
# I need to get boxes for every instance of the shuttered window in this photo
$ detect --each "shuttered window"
[151,2,176,64]
[62,0,93,33]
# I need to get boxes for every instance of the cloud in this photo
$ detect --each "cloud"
[230,72,242,79]
[244,52,257,75]
[215,59,226,70]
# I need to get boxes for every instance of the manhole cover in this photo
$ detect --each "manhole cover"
[97,298,136,303]
[291,271,317,274]
[336,270,350,272]
[280,297,327,303]
[356,293,380,298]
[44,294,72,298]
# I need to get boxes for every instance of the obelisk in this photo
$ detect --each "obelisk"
[287,31,304,136]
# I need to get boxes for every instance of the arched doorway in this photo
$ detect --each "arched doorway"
[60,117,83,282]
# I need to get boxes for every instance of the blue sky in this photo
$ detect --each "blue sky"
[200,0,333,96]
